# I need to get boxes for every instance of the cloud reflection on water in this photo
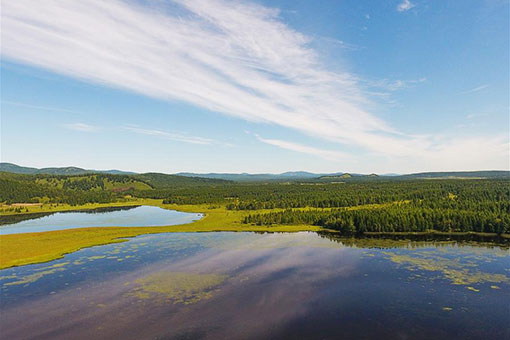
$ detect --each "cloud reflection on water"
[1,232,509,340]
[1,232,360,339]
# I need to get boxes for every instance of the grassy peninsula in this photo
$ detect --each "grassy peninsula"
[0,200,326,269]
[1,169,508,269]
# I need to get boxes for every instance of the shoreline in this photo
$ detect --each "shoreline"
[1,200,508,270]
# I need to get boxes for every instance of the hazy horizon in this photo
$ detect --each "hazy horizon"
[2,161,509,176]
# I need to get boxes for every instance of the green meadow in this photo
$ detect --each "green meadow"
[1,171,508,269]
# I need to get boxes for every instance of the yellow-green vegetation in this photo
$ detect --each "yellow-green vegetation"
[3,268,65,286]
[384,252,509,287]
[126,271,228,304]
[3,262,70,286]
[0,200,325,269]
[1,198,508,270]
[1,199,508,270]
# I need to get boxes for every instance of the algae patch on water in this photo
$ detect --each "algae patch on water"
[383,252,509,286]
[2,261,70,287]
[126,271,228,304]
[3,268,66,286]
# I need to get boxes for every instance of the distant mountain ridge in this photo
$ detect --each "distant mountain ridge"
[177,171,335,181]
[0,162,136,176]
[1,163,508,181]
[178,170,510,181]
[397,171,510,179]
[0,164,230,188]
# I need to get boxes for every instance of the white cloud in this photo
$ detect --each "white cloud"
[2,100,81,114]
[397,0,415,12]
[466,113,489,120]
[1,0,507,170]
[0,0,393,153]
[461,84,489,94]
[365,77,426,92]
[123,125,214,145]
[384,135,509,172]
[317,36,360,51]
[255,135,350,161]
[63,123,100,132]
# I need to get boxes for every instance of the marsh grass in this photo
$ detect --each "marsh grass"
[0,199,324,269]
[1,199,507,270]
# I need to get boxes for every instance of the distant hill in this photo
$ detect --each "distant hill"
[178,171,344,181]
[319,173,353,180]
[181,170,509,182]
[2,163,507,182]
[397,171,510,179]
[317,171,509,182]
[0,163,230,189]
[133,172,230,187]
[0,162,135,176]
[318,173,381,181]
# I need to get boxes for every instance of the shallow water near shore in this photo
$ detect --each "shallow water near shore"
[1,231,509,339]
[0,205,202,234]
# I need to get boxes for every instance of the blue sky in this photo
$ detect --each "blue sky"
[1,0,508,174]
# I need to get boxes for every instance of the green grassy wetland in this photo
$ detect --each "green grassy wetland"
[0,169,509,339]
[0,170,509,269]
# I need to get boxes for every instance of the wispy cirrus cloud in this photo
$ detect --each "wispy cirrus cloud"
[363,77,426,104]
[397,0,415,12]
[123,126,215,145]
[366,77,427,92]
[0,0,392,154]
[255,135,350,161]
[1,0,508,170]
[466,113,489,120]
[461,84,489,94]
[63,123,100,132]
[2,100,82,114]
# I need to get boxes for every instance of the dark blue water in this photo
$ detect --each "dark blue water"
[0,232,509,340]
[0,205,202,234]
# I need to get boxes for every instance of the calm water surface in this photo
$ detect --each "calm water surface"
[0,206,202,234]
[1,232,509,339]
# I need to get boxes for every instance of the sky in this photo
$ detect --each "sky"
[1,0,509,174]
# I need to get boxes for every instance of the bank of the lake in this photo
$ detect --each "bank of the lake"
[0,200,325,269]
[1,231,509,340]
[0,199,507,270]
[0,205,203,235]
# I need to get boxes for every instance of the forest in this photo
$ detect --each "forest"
[1,171,509,235]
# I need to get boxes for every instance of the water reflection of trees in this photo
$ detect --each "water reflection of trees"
[0,212,52,226]
[317,231,509,250]
[0,205,140,226]
[78,205,139,214]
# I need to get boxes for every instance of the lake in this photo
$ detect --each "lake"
[1,231,508,339]
[0,206,203,234]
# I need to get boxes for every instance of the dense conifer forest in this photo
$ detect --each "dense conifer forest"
[1,171,508,235]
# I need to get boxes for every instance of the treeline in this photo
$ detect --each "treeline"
[2,169,509,235]
[145,179,510,210]
[0,173,121,205]
[54,174,134,190]
[0,171,228,205]
[0,177,115,205]
[243,204,509,234]
[238,180,510,234]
